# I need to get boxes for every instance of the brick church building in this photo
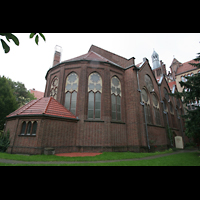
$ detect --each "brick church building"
[5,45,187,154]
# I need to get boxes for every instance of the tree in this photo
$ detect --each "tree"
[7,78,36,108]
[0,76,18,130]
[172,52,200,146]
[0,33,45,53]
[0,76,37,130]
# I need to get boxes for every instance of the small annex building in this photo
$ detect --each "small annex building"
[5,45,188,154]
[6,97,78,154]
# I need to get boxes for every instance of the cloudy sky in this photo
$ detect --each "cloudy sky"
[0,33,200,92]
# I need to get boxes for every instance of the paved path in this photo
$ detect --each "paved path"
[0,150,198,165]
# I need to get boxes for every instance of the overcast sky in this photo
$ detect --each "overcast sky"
[0,33,200,92]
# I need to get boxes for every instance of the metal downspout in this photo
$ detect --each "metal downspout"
[135,67,150,150]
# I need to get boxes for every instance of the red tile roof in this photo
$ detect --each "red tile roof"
[168,81,176,91]
[176,59,199,75]
[29,89,44,99]
[7,97,77,119]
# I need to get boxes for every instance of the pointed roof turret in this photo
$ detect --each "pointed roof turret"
[151,49,160,69]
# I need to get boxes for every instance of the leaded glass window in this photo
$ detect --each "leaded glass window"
[32,121,37,135]
[26,121,31,135]
[21,121,26,135]
[145,74,154,92]
[50,76,59,100]
[169,102,173,114]
[141,89,148,103]
[141,88,151,124]
[88,72,102,119]
[111,76,121,120]
[64,72,79,115]
[152,94,161,125]
[163,100,168,112]
[164,87,169,101]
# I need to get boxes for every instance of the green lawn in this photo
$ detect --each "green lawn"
[0,149,174,162]
[0,150,199,166]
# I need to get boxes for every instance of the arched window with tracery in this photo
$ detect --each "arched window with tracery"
[145,74,154,92]
[50,76,59,100]
[152,94,161,125]
[164,87,169,102]
[64,72,79,115]
[141,88,151,124]
[88,72,102,119]
[111,76,121,121]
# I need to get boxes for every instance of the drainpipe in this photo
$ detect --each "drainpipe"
[134,66,150,150]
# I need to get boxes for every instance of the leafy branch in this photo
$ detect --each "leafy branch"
[0,33,46,53]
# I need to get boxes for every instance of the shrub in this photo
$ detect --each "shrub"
[0,130,10,152]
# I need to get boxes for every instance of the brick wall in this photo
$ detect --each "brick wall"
[6,50,188,154]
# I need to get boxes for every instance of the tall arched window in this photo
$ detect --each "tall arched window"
[64,72,79,115]
[26,121,32,135]
[88,72,102,119]
[145,74,154,92]
[163,87,169,101]
[50,76,59,100]
[21,121,26,135]
[32,121,37,135]
[169,102,174,114]
[152,94,161,125]
[141,88,151,124]
[111,76,121,120]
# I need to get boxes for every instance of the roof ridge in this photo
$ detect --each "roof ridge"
[45,97,77,118]
[91,51,122,68]
[89,45,128,61]
[84,51,92,59]
[44,97,52,114]
[91,51,107,61]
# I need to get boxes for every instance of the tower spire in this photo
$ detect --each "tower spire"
[151,49,160,69]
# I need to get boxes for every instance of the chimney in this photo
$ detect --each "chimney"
[53,45,62,66]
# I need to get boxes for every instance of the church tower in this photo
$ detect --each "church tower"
[151,50,160,69]
[151,50,167,81]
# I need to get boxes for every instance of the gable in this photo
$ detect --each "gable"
[138,60,158,84]
[89,45,135,68]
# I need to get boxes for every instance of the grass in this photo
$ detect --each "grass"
[0,149,173,162]
[0,150,199,166]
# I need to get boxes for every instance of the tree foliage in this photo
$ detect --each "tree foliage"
[0,130,10,152]
[7,78,36,108]
[172,52,200,145]
[0,76,18,130]
[0,76,36,130]
[0,33,45,53]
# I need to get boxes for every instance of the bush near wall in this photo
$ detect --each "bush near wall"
[0,130,10,152]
